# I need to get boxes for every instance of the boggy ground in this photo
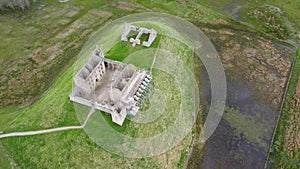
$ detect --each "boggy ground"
[203,26,294,110]
[187,24,296,169]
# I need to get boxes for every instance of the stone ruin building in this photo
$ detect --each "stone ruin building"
[121,23,157,47]
[70,23,157,126]
[69,46,153,125]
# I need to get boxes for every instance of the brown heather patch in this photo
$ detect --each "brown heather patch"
[283,74,300,158]
[0,9,112,106]
[202,27,293,110]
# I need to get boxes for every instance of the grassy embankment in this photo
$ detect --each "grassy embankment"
[270,50,300,168]
[0,16,196,168]
[0,0,227,132]
[0,1,113,124]
[0,1,229,168]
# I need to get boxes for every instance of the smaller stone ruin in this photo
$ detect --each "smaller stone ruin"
[121,23,157,47]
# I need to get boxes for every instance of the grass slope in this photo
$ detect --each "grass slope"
[0,20,196,168]
[1,0,299,168]
[270,49,300,168]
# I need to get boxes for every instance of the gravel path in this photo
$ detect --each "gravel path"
[0,106,95,139]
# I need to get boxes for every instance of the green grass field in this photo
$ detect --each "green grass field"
[0,15,197,168]
[0,0,299,168]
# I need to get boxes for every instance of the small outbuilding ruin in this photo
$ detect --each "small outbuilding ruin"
[121,23,157,47]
